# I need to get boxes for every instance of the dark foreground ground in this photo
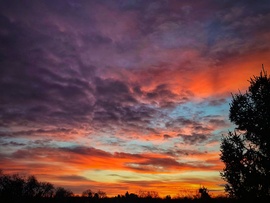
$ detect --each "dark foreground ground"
[1,196,270,203]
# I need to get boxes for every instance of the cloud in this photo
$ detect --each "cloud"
[1,0,268,134]
[205,98,227,106]
[61,146,112,158]
[165,117,213,136]
[0,144,221,178]
[208,119,227,128]
[163,134,172,140]
[125,157,183,172]
[178,133,209,145]
[0,141,26,147]
[56,175,92,182]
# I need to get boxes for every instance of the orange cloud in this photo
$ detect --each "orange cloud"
[0,144,225,197]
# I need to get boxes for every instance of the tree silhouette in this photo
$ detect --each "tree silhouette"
[82,189,94,198]
[220,66,270,199]
[198,186,210,199]
[54,187,73,199]
[24,175,40,198]
[0,171,56,202]
[0,172,25,200]
[97,190,107,198]
[39,182,54,198]
[138,190,159,199]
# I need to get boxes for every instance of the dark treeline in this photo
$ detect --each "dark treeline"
[0,170,254,203]
[0,170,72,202]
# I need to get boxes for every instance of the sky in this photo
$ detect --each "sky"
[0,0,270,198]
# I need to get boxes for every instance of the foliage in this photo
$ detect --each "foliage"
[220,67,270,199]
[0,170,251,203]
[198,186,210,199]
[82,189,94,198]
[97,189,107,198]
[0,171,63,201]
[138,190,160,198]
[82,189,107,199]
[0,171,25,200]
[55,187,74,198]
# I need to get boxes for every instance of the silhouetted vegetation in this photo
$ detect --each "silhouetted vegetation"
[0,170,239,203]
[220,66,270,201]
[198,186,210,200]
[0,171,56,201]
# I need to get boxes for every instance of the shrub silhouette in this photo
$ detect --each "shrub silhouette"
[82,189,94,198]
[0,171,25,200]
[220,66,270,200]
[198,186,210,199]
[54,187,74,198]
[0,171,245,202]
[0,171,72,202]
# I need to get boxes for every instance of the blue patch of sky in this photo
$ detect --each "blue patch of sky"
[169,98,230,120]
[121,139,154,154]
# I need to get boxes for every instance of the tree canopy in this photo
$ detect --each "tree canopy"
[220,66,270,200]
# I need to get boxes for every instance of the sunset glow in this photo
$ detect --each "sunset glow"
[1,0,270,198]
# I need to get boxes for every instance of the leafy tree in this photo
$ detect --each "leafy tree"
[39,182,54,198]
[23,175,40,198]
[54,187,74,198]
[138,190,159,198]
[124,191,138,201]
[82,189,94,198]
[0,171,56,201]
[97,190,107,198]
[198,186,211,199]
[220,67,270,199]
[0,172,25,200]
